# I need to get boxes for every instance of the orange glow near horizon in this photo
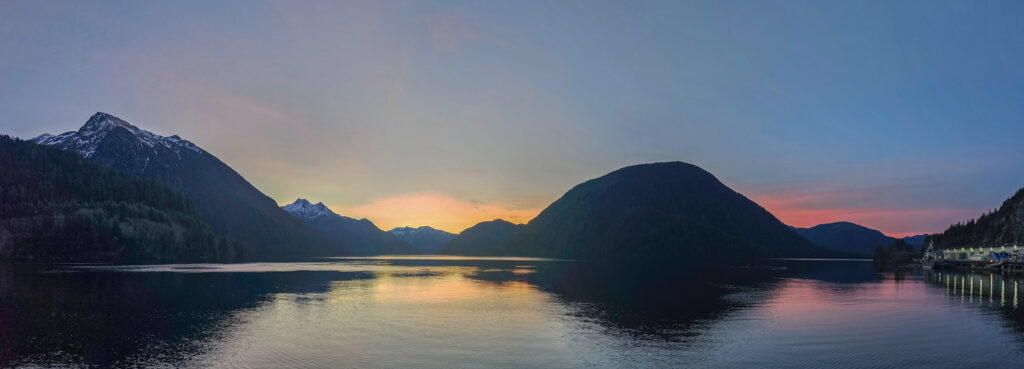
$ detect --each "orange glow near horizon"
[337,192,542,234]
[317,189,976,237]
[326,190,975,237]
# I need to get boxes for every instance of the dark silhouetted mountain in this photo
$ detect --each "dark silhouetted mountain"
[32,112,334,260]
[505,162,840,263]
[930,187,1024,248]
[0,135,239,262]
[438,219,522,256]
[388,226,456,254]
[792,222,895,256]
[282,199,415,255]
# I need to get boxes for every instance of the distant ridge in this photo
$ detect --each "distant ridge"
[282,199,415,255]
[438,219,522,256]
[505,162,841,263]
[792,222,896,256]
[388,226,456,254]
[33,112,335,260]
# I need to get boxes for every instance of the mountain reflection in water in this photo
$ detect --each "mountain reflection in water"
[3,257,1024,368]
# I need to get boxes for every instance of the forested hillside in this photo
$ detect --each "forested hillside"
[33,112,335,260]
[0,136,239,262]
[930,187,1024,248]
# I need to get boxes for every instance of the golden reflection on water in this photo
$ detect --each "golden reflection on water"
[370,271,537,303]
[927,271,1024,309]
[979,277,983,303]
[190,264,571,369]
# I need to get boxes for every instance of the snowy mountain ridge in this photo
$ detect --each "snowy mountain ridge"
[387,226,457,254]
[32,112,203,158]
[389,226,447,236]
[282,198,336,219]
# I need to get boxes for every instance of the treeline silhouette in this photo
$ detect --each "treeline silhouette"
[0,136,241,262]
[929,187,1024,248]
[872,239,917,265]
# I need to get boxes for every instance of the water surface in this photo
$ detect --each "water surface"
[2,257,1024,368]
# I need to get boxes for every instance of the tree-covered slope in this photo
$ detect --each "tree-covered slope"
[930,187,1024,248]
[33,112,335,260]
[0,136,239,262]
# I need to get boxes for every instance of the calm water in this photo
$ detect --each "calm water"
[3,257,1024,368]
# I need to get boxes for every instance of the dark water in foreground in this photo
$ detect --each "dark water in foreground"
[3,257,1024,368]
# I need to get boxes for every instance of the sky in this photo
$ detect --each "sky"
[2,0,1024,235]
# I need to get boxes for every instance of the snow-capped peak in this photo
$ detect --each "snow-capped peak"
[80,112,137,133]
[282,198,336,219]
[31,112,204,158]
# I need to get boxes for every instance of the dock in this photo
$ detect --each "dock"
[927,244,1024,273]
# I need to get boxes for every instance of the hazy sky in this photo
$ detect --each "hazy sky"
[3,1,1024,235]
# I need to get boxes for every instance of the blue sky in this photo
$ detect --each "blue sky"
[2,0,1023,234]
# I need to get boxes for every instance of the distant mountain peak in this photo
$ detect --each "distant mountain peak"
[32,112,203,158]
[792,221,896,255]
[819,221,860,227]
[388,225,443,235]
[282,198,336,219]
[81,112,136,133]
[387,226,456,254]
[438,219,523,256]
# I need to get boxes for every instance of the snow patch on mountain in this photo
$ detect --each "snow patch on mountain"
[282,198,337,219]
[388,226,446,236]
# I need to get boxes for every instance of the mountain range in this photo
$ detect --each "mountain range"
[11,112,923,264]
[388,226,456,254]
[282,199,415,255]
[32,112,335,260]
